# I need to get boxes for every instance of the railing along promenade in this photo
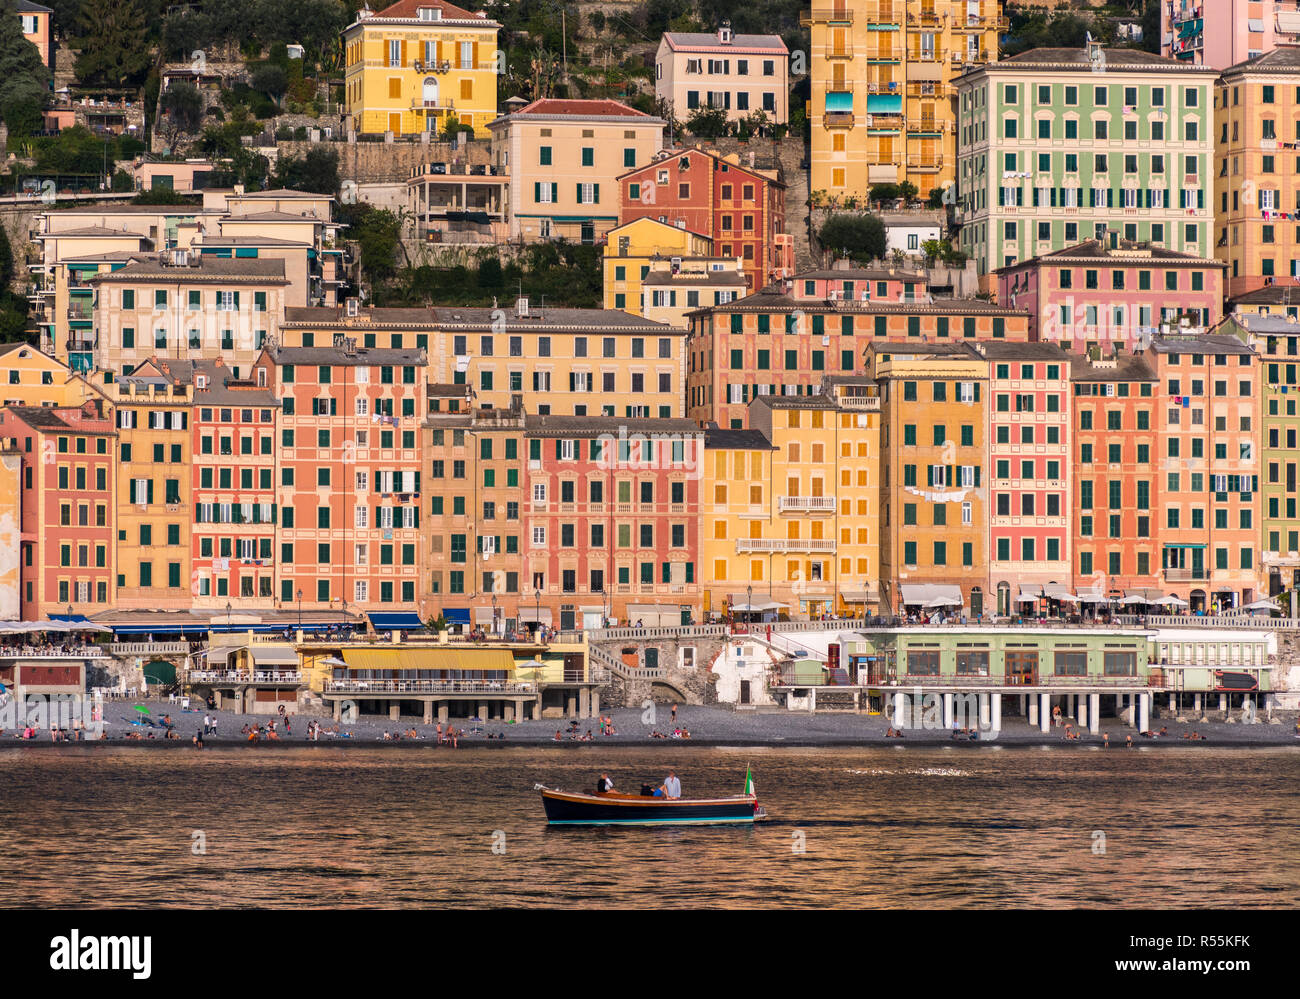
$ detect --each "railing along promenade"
[322,679,536,695]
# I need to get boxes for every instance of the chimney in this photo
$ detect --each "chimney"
[516,296,530,318]
[718,20,732,45]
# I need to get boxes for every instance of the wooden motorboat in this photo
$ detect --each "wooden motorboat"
[536,782,766,826]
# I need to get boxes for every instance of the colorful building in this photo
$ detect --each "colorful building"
[996,238,1226,351]
[88,254,290,377]
[806,0,1004,202]
[1215,46,1300,299]
[341,0,501,138]
[872,341,989,616]
[1163,0,1300,68]
[1222,311,1300,595]
[1229,284,1300,319]
[601,216,722,315]
[956,44,1217,286]
[270,341,427,612]
[686,266,1029,428]
[1148,335,1262,611]
[0,401,117,619]
[617,146,789,292]
[655,25,789,125]
[983,342,1072,614]
[0,343,103,408]
[17,1,52,67]
[421,397,526,630]
[1069,352,1162,602]
[613,146,785,292]
[191,357,281,611]
[523,415,703,627]
[105,360,195,611]
[489,99,665,244]
[640,263,749,327]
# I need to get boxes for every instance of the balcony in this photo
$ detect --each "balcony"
[778,495,837,513]
[1164,568,1207,582]
[736,538,836,554]
[412,98,456,112]
[906,155,944,171]
[802,8,854,25]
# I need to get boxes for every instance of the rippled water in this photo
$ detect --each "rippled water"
[2,745,1297,908]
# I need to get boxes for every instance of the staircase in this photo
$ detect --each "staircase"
[588,643,664,680]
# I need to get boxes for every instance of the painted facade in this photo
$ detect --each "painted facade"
[655,27,789,125]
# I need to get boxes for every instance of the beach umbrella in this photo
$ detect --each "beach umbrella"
[1243,598,1280,612]
[134,704,150,714]
[1118,595,1148,606]
[1155,595,1190,608]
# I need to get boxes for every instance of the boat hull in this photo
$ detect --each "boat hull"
[539,787,759,825]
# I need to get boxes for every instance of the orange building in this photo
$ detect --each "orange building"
[1069,353,1162,602]
[871,342,990,617]
[0,400,117,620]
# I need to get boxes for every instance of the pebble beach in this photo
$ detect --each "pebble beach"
[6,699,1300,748]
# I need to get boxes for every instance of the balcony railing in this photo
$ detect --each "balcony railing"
[778,495,837,513]
[736,539,837,554]
[1164,568,1206,582]
[323,679,538,694]
[187,670,304,684]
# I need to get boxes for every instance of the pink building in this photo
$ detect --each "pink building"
[784,265,929,304]
[981,343,1074,616]
[996,239,1226,354]
[1163,0,1300,69]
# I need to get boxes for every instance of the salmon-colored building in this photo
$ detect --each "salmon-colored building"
[270,341,427,613]
[523,415,703,628]
[1069,353,1163,602]
[0,401,117,620]
[1149,335,1262,611]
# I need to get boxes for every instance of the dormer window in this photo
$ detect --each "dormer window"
[718,24,732,44]
[196,374,207,389]
[417,6,441,20]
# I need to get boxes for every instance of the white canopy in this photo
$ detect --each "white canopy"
[1243,598,1280,612]
[1076,592,1110,604]
[1118,595,1149,606]
[1018,584,1078,603]
[899,583,963,607]
[0,620,111,634]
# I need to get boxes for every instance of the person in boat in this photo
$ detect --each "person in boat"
[661,769,681,799]
[595,773,614,794]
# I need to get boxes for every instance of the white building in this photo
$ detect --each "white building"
[655,24,789,125]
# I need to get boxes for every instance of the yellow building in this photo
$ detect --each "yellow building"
[489,98,665,243]
[701,380,882,619]
[99,359,195,611]
[342,0,501,138]
[640,263,748,327]
[806,0,1003,201]
[602,216,741,318]
[280,302,690,418]
[1215,47,1300,300]
[0,343,106,408]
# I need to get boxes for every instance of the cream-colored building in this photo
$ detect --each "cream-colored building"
[641,264,748,327]
[655,25,789,125]
[489,98,665,243]
[89,255,290,377]
[807,0,1004,202]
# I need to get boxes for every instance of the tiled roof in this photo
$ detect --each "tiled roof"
[1223,46,1300,76]
[88,257,287,283]
[978,341,1073,360]
[1229,285,1300,306]
[994,47,1208,70]
[502,98,655,120]
[1068,354,1157,381]
[525,415,701,436]
[663,32,787,52]
[371,0,483,20]
[703,426,774,450]
[270,346,426,366]
[997,238,1226,270]
[1150,334,1254,356]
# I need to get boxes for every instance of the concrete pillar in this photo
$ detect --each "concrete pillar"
[1089,693,1100,735]
[1218,693,1228,715]
[423,700,433,725]
[1078,695,1089,730]
[1138,692,1150,733]
[1038,693,1050,733]
[332,699,341,721]
[389,703,400,722]
[942,692,954,729]
[809,688,817,713]
[566,693,577,719]
[590,690,600,717]
[1168,693,1176,713]
[579,688,590,719]
[437,702,449,725]
[1019,694,1027,716]
[477,701,488,722]
[990,693,1002,733]
[1193,693,1202,714]
[1028,695,1039,727]
[893,691,907,728]
[853,689,861,714]
[979,693,990,728]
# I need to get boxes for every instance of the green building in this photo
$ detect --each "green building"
[955,44,1217,285]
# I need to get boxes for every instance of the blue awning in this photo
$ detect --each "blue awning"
[49,614,92,623]
[441,608,470,625]
[825,91,853,113]
[866,94,902,113]
[368,612,426,631]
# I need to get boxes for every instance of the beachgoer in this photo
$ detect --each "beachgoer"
[671,703,678,725]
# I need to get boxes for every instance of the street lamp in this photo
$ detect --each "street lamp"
[491,593,498,637]
[296,588,303,631]
[226,600,232,631]
[341,598,348,632]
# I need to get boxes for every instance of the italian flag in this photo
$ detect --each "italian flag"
[743,765,755,797]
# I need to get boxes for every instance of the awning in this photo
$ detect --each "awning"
[825,91,853,113]
[1019,584,1078,602]
[1125,587,1165,601]
[442,609,470,625]
[728,594,787,612]
[473,607,496,625]
[579,605,603,614]
[368,612,426,631]
[518,608,553,625]
[839,587,880,603]
[0,619,110,634]
[1243,598,1280,612]
[340,647,515,671]
[865,94,902,114]
[251,646,299,666]
[899,583,962,606]
[1076,592,1110,603]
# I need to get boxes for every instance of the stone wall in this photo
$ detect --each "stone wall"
[0,205,42,295]
[590,633,728,708]
[279,136,495,186]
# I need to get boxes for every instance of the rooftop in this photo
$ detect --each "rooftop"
[524,415,701,437]
[662,32,787,52]
[1222,45,1300,76]
[997,238,1226,271]
[1067,353,1158,382]
[1149,334,1254,357]
[978,341,1074,361]
[87,256,288,284]
[269,346,426,366]
[988,46,1213,72]
[702,425,775,451]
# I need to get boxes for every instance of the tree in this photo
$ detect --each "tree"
[159,82,204,150]
[0,12,49,140]
[685,104,730,138]
[133,188,198,205]
[818,213,887,265]
[337,203,401,286]
[75,0,150,86]
[251,64,288,103]
[273,146,339,195]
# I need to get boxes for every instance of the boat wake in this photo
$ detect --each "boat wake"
[845,767,970,777]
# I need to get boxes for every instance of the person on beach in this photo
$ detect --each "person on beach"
[1102,733,1109,747]
[671,703,678,725]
